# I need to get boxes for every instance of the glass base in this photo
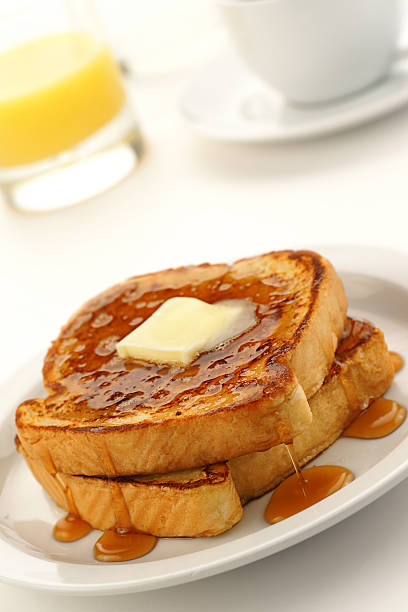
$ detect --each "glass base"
[0,104,143,213]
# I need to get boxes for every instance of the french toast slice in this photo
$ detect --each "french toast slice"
[21,319,394,537]
[16,250,347,476]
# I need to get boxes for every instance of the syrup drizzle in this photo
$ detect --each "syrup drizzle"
[53,514,92,542]
[284,443,303,479]
[90,440,159,562]
[97,440,133,528]
[15,439,93,546]
[38,448,82,517]
[38,452,93,544]
[265,465,354,524]
[389,351,404,373]
[20,440,86,535]
[284,443,307,497]
[343,398,406,439]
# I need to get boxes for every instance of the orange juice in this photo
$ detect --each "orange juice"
[0,32,125,166]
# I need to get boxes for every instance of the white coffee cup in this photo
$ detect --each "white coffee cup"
[218,0,405,104]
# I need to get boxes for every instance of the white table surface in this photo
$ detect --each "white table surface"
[1,47,408,611]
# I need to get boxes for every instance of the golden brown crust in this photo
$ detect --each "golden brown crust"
[286,253,347,397]
[16,250,347,475]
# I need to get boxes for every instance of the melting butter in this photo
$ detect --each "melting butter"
[116,297,256,365]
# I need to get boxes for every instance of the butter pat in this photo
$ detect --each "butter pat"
[116,297,256,365]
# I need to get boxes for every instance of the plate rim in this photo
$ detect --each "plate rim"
[1,245,407,595]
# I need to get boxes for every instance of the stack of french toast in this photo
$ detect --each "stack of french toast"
[15,250,394,538]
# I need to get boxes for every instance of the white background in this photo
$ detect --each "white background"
[1,1,408,610]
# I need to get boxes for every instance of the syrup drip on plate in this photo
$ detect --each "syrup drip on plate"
[90,440,159,562]
[94,530,157,562]
[389,351,404,373]
[265,465,354,524]
[15,438,93,545]
[343,398,406,439]
[53,513,92,542]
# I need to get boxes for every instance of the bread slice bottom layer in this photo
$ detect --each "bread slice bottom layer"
[21,319,394,537]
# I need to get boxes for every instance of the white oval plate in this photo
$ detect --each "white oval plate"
[0,246,407,595]
[180,51,408,142]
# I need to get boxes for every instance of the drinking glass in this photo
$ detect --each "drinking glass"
[0,0,143,212]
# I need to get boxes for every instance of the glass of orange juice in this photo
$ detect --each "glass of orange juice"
[0,0,143,212]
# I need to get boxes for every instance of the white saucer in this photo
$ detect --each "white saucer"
[0,246,408,595]
[180,51,408,142]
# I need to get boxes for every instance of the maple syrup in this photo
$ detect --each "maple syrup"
[285,443,303,478]
[17,261,407,554]
[53,513,92,542]
[389,351,404,373]
[343,398,406,439]
[16,440,92,545]
[41,252,323,424]
[265,465,354,524]
[94,530,157,562]
[284,443,308,491]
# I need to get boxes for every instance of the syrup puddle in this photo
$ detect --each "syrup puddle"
[343,398,407,439]
[265,465,354,524]
[53,514,92,542]
[93,530,157,562]
[52,515,158,562]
